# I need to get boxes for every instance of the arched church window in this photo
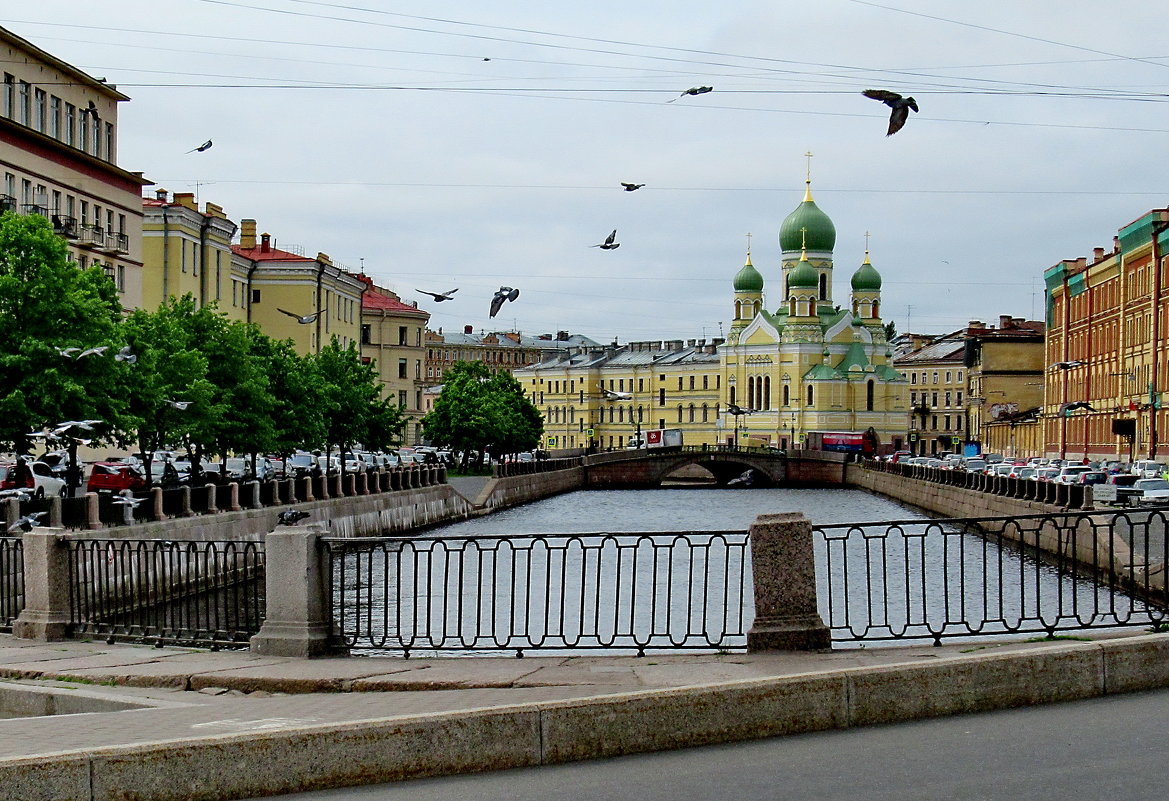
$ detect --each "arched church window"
[735,300,742,318]
[807,385,814,406]
[819,273,827,301]
[764,376,771,410]
[866,379,875,411]
[782,384,790,406]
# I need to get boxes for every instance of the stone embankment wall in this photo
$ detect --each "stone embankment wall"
[844,463,1062,519]
[468,466,586,513]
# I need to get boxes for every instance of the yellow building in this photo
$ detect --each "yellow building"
[894,331,967,456]
[231,220,363,354]
[964,317,1045,458]
[141,189,240,316]
[359,280,430,444]
[1,24,148,309]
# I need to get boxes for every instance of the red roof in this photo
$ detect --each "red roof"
[364,289,427,316]
[231,244,313,262]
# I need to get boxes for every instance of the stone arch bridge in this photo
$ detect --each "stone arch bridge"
[584,447,849,489]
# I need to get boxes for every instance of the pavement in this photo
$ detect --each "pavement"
[2,629,1169,801]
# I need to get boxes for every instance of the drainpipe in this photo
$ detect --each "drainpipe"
[315,259,326,353]
[1149,212,1169,459]
[245,261,258,324]
[161,205,170,301]
[198,214,211,307]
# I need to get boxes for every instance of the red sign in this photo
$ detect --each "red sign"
[645,430,662,445]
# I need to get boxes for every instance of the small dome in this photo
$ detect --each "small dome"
[851,253,882,291]
[780,181,836,253]
[788,251,818,289]
[733,254,764,292]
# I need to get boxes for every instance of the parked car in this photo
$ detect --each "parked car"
[286,453,316,479]
[1034,467,1061,482]
[1076,471,1109,486]
[1132,460,1167,479]
[1055,465,1094,484]
[888,450,912,463]
[86,461,148,495]
[1134,478,1169,505]
[0,460,67,498]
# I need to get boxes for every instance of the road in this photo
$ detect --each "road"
[251,688,1169,801]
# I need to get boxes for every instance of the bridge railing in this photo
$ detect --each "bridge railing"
[494,457,583,478]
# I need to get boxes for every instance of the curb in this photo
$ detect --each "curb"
[3,634,1169,801]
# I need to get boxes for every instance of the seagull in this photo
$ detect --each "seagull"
[277,307,327,324]
[114,345,137,364]
[417,288,458,303]
[0,488,32,502]
[77,346,109,358]
[166,399,192,411]
[9,512,46,533]
[599,385,632,401]
[1050,360,1085,370]
[82,100,100,122]
[489,286,520,318]
[277,508,311,526]
[57,346,81,358]
[111,494,144,509]
[187,139,213,153]
[620,182,645,192]
[726,403,755,416]
[862,89,919,136]
[591,230,620,250]
[668,86,713,103]
[54,420,100,434]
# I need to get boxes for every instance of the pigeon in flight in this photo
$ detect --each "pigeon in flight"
[187,140,213,153]
[1049,360,1085,370]
[77,346,109,358]
[112,494,145,509]
[621,182,645,192]
[54,420,100,434]
[277,307,327,324]
[668,86,713,103]
[1060,401,1097,415]
[277,508,311,526]
[862,89,919,136]
[591,230,620,250]
[0,488,32,502]
[599,385,632,401]
[417,288,458,303]
[490,286,520,318]
[166,399,192,411]
[114,345,137,364]
[82,100,100,122]
[57,346,81,358]
[9,512,46,533]
[726,403,755,416]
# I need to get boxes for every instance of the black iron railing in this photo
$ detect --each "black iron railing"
[814,509,1169,645]
[0,537,24,632]
[324,531,751,656]
[67,539,265,647]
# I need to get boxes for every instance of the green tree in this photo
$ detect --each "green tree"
[884,320,897,341]
[485,371,543,457]
[249,332,328,463]
[312,341,405,471]
[0,212,127,463]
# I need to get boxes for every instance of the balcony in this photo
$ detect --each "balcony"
[77,224,105,248]
[0,195,16,214]
[103,231,129,254]
[52,214,79,239]
[22,203,49,217]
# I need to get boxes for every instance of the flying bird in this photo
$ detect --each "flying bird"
[489,286,520,318]
[277,307,327,324]
[166,399,192,411]
[187,139,213,153]
[599,385,632,401]
[417,288,458,303]
[1050,360,1085,370]
[9,512,46,533]
[621,182,645,192]
[112,494,144,509]
[1060,401,1097,415]
[77,346,109,358]
[668,86,713,103]
[57,346,81,358]
[277,508,311,526]
[726,403,755,416]
[0,488,32,502]
[862,89,919,136]
[54,420,100,434]
[114,345,137,364]
[82,100,100,122]
[591,230,620,250]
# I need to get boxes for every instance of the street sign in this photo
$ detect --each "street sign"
[585,428,594,437]
[546,436,557,447]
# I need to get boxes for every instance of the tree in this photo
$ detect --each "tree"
[0,212,127,465]
[884,320,897,342]
[312,341,405,472]
[485,371,543,457]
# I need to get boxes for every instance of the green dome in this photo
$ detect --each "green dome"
[780,183,836,253]
[788,254,818,289]
[851,254,882,291]
[733,255,764,292]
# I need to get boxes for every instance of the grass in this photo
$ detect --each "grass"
[1024,634,1093,642]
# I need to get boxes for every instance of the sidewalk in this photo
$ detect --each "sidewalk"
[0,630,1167,801]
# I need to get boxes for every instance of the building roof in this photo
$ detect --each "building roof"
[850,253,882,291]
[231,243,313,263]
[733,254,764,292]
[780,181,836,254]
[363,289,427,316]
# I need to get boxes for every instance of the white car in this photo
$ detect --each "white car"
[0,461,67,498]
[1135,478,1169,505]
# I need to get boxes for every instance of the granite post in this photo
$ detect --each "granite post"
[250,522,341,658]
[746,512,831,651]
[13,529,71,641]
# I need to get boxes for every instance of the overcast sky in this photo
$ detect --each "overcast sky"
[8,1,1169,342]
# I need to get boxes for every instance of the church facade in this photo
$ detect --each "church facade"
[721,177,908,451]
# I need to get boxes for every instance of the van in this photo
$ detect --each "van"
[1132,460,1167,479]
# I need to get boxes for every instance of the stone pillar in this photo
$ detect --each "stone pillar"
[229,482,242,512]
[85,492,101,530]
[13,529,71,641]
[746,513,831,651]
[331,474,343,498]
[250,522,341,658]
[438,465,447,484]
[119,490,135,526]
[3,497,18,532]
[151,487,164,521]
[284,478,297,505]
[47,495,62,528]
[301,476,314,503]
[205,483,219,514]
[390,469,401,491]
[179,486,193,518]
[357,472,369,496]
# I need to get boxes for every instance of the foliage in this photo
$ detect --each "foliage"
[883,320,897,341]
[422,361,543,465]
[311,341,405,467]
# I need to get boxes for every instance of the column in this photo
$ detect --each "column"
[746,512,831,651]
[12,529,71,641]
[250,522,341,658]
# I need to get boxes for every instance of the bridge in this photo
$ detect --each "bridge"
[583,446,849,488]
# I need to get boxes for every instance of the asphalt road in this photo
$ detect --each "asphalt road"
[253,688,1169,801]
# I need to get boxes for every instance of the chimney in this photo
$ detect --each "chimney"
[173,192,197,211]
[1114,235,1120,253]
[999,314,1011,329]
[968,320,985,330]
[316,252,332,266]
[556,330,569,341]
[464,324,473,335]
[240,219,257,249]
[154,188,168,202]
[1093,247,1105,262]
[260,233,271,253]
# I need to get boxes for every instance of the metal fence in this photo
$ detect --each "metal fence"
[814,509,1169,644]
[67,539,265,648]
[0,537,23,632]
[324,531,751,656]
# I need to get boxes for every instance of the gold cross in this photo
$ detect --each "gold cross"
[805,151,813,182]
[800,226,808,250]
[746,231,752,255]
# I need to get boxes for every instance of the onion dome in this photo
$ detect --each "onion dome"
[851,251,883,291]
[733,252,764,292]
[780,180,836,253]
[788,249,818,289]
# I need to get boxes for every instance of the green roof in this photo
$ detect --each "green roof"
[733,256,764,292]
[804,363,842,380]
[780,183,836,253]
[850,254,882,291]
[788,252,818,288]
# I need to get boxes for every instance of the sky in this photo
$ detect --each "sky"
[7,1,1169,343]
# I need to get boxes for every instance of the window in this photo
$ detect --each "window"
[2,74,13,118]
[866,380,875,411]
[911,373,917,384]
[782,384,790,406]
[689,376,695,390]
[932,371,939,384]
[361,325,371,344]
[957,391,963,406]
[34,88,46,132]
[105,122,113,161]
[398,326,408,345]
[398,390,408,408]
[677,377,683,391]
[807,385,814,406]
[117,264,125,292]
[49,96,60,138]
[18,81,30,125]
[945,371,952,383]
[398,359,408,379]
[79,109,89,153]
[64,102,75,146]
[251,289,261,303]
[703,375,709,390]
[658,388,666,406]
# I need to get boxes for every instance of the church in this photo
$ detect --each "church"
[721,173,908,451]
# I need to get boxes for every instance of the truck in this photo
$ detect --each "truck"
[626,428,683,450]
[804,430,878,456]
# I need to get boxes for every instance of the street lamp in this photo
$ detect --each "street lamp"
[726,403,754,448]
